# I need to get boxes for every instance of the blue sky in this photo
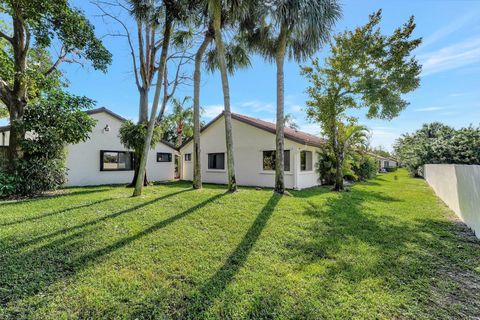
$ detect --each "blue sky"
[4,0,480,151]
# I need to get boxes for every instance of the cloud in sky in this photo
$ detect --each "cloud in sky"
[414,106,448,112]
[420,36,480,76]
[421,11,478,48]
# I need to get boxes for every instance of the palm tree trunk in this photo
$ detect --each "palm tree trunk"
[193,32,211,189]
[274,25,287,194]
[128,88,150,187]
[213,9,237,192]
[177,123,183,146]
[133,14,172,197]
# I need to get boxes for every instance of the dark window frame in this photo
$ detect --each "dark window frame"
[208,152,225,170]
[100,150,135,171]
[300,150,313,171]
[157,152,172,162]
[262,150,290,172]
[184,153,192,161]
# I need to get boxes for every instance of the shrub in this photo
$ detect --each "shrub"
[0,172,22,197]
[8,91,96,196]
[354,156,378,181]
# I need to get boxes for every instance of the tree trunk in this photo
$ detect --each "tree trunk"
[6,101,25,172]
[193,32,211,189]
[128,88,150,187]
[213,9,237,192]
[133,14,172,197]
[334,151,344,191]
[5,14,29,172]
[177,123,183,146]
[274,25,287,194]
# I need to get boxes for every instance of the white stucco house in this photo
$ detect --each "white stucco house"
[1,108,325,189]
[180,112,324,190]
[0,107,179,186]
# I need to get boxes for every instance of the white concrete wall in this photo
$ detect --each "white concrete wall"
[65,112,177,186]
[424,164,480,238]
[0,131,9,146]
[180,116,320,189]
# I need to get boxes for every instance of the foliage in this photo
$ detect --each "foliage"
[0,171,21,197]
[354,156,378,181]
[1,171,479,318]
[160,97,194,146]
[8,91,97,196]
[302,10,421,190]
[394,122,480,176]
[119,120,162,152]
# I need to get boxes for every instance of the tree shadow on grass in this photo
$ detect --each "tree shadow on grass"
[0,198,116,227]
[15,189,191,248]
[283,187,480,318]
[0,187,112,207]
[0,189,226,312]
[181,193,282,319]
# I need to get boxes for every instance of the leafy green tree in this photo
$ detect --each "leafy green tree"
[119,120,162,186]
[302,10,421,190]
[10,91,96,196]
[0,1,111,172]
[394,123,480,176]
[243,0,341,194]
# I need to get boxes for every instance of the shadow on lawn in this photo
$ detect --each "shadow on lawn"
[181,193,282,318]
[0,187,112,207]
[0,198,116,227]
[0,188,226,312]
[285,187,480,318]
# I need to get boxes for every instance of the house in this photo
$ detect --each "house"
[179,112,324,190]
[1,108,325,189]
[0,107,179,186]
[371,154,398,172]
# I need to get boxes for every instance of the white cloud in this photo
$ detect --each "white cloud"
[420,36,480,76]
[414,106,448,112]
[421,11,478,48]
[202,104,224,119]
[239,100,274,113]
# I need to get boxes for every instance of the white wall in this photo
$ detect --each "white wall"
[1,131,9,146]
[424,164,480,238]
[181,116,320,189]
[65,112,177,186]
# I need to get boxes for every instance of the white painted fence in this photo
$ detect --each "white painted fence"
[424,164,480,238]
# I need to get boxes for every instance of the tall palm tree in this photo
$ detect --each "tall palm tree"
[246,0,341,194]
[193,23,213,189]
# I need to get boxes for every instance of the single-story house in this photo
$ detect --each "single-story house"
[0,108,325,189]
[370,154,398,172]
[0,107,179,186]
[180,112,324,189]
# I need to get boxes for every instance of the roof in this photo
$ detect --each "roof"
[367,152,397,162]
[0,107,178,150]
[180,111,325,149]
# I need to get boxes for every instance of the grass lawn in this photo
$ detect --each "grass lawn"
[1,169,479,319]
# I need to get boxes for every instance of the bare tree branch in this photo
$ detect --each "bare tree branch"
[0,30,13,44]
[93,0,142,90]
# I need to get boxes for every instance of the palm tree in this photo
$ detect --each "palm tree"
[193,23,214,189]
[246,0,341,194]
[169,97,194,147]
[332,123,369,191]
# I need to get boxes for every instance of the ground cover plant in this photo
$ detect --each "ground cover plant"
[0,170,479,319]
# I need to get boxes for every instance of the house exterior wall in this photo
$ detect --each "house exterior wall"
[1,131,9,146]
[180,116,320,189]
[65,112,176,186]
[424,164,480,238]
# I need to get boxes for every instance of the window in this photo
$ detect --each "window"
[208,153,225,170]
[300,151,313,171]
[157,152,172,162]
[262,150,290,171]
[100,151,134,171]
[184,153,192,161]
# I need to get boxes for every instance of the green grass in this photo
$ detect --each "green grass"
[1,170,479,319]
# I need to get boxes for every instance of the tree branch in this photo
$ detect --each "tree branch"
[0,30,13,45]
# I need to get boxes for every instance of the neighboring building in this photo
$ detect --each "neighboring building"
[179,112,325,190]
[370,154,398,172]
[0,107,179,186]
